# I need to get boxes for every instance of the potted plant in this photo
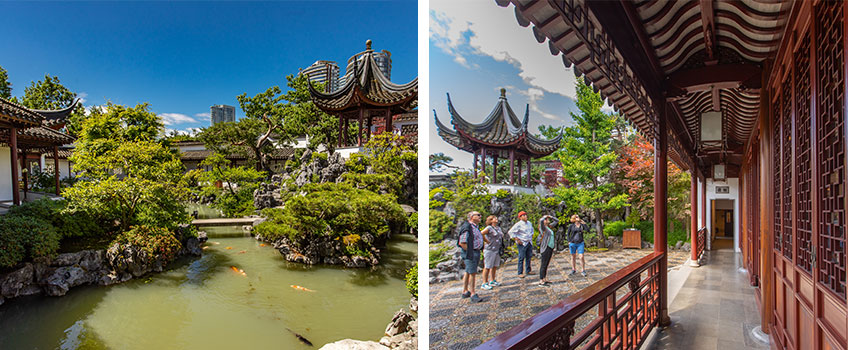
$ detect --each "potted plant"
[622,212,642,249]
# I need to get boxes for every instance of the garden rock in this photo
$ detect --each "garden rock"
[682,242,691,252]
[253,182,281,210]
[0,263,40,298]
[384,309,414,337]
[443,202,456,219]
[409,297,418,313]
[256,232,384,268]
[42,266,94,296]
[320,340,388,350]
[674,241,683,250]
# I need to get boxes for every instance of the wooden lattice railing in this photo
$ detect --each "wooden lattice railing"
[696,227,707,263]
[477,251,664,350]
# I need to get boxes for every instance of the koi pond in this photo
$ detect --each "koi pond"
[0,204,417,349]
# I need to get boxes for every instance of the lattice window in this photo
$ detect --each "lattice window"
[795,33,813,274]
[774,91,783,253]
[782,78,793,260]
[815,0,846,299]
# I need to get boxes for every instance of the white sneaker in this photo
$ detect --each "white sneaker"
[481,283,493,290]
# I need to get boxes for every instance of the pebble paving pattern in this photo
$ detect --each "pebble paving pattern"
[429,248,689,350]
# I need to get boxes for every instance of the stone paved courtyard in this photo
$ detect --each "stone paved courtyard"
[429,248,690,350]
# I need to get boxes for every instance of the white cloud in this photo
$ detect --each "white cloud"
[159,113,197,126]
[516,87,562,122]
[194,112,211,120]
[83,104,106,116]
[430,1,578,100]
[165,127,201,136]
[77,92,88,104]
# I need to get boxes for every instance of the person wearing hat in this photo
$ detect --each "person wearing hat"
[508,211,535,278]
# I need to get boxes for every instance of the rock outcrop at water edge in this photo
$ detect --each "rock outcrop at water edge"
[0,233,206,301]
[254,232,382,268]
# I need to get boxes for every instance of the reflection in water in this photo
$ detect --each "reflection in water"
[0,204,417,350]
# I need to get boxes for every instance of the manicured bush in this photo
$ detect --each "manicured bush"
[604,220,627,237]
[405,263,418,298]
[0,215,60,267]
[253,183,405,252]
[634,220,690,244]
[112,226,182,265]
[342,173,402,197]
[10,198,108,238]
[407,212,418,234]
[429,210,455,243]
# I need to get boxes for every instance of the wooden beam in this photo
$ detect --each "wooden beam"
[667,63,762,95]
[700,0,716,62]
[712,86,721,112]
[654,103,670,327]
[53,145,59,196]
[10,126,19,206]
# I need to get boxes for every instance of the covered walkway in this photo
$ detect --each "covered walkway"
[648,250,768,350]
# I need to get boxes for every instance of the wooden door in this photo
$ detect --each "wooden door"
[769,2,848,349]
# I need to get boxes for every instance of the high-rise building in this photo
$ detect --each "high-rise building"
[345,49,392,81]
[300,60,341,93]
[210,105,235,125]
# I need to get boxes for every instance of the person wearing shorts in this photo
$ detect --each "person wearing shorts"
[480,215,504,290]
[567,214,589,277]
[458,211,484,302]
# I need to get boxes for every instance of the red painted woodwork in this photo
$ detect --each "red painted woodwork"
[695,227,706,263]
[52,145,59,195]
[796,30,814,275]
[9,126,19,205]
[477,252,664,350]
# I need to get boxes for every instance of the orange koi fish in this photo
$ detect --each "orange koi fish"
[290,285,315,292]
[237,250,247,254]
[259,243,266,247]
[225,247,233,250]
[230,266,247,276]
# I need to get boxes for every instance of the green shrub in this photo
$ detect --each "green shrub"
[634,220,690,244]
[342,173,402,196]
[0,215,60,267]
[604,220,626,237]
[429,242,452,268]
[112,226,182,265]
[405,263,418,298]
[407,212,418,233]
[6,198,107,238]
[429,210,455,243]
[312,152,328,162]
[429,186,456,209]
[346,153,368,173]
[494,189,510,199]
[253,183,405,253]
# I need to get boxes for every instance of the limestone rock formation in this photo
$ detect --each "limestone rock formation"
[254,232,383,268]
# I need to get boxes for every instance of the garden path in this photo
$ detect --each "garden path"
[428,248,689,350]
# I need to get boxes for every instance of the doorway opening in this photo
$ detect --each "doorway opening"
[711,199,735,250]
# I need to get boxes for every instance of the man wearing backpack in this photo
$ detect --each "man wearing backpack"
[508,211,535,278]
[457,211,484,303]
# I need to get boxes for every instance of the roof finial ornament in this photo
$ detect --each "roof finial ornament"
[366,39,372,51]
[500,87,506,99]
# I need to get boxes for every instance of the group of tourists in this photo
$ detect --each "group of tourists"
[457,210,591,302]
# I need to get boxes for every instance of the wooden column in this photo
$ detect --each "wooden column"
[701,173,707,249]
[385,109,392,134]
[509,150,515,185]
[367,114,372,140]
[526,156,531,187]
[337,116,344,147]
[10,127,20,206]
[357,109,364,146]
[493,154,499,184]
[517,158,522,186]
[691,168,699,265]
[53,145,60,195]
[480,146,486,183]
[473,149,478,179]
[654,106,670,327]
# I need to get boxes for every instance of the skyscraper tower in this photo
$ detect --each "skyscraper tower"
[210,104,235,125]
[300,60,341,93]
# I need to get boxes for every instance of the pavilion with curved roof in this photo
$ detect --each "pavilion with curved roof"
[0,97,77,206]
[309,40,417,148]
[435,88,562,187]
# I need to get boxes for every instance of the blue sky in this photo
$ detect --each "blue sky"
[0,1,417,135]
[429,0,613,173]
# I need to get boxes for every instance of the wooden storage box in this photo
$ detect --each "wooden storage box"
[622,229,642,249]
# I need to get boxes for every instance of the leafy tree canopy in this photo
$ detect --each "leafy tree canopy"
[20,74,86,136]
[553,77,629,245]
[0,65,11,99]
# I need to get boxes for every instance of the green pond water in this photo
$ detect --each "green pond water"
[0,204,417,349]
